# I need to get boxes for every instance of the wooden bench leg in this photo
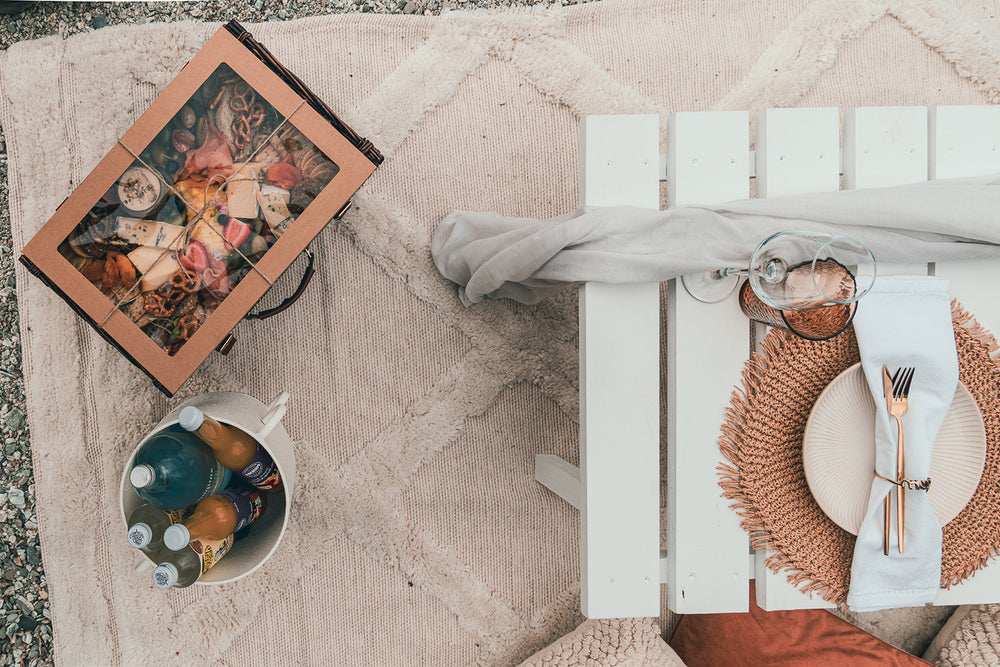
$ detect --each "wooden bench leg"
[534,454,581,510]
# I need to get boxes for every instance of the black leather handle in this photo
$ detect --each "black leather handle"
[245,247,315,321]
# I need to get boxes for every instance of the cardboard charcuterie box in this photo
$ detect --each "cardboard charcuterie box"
[19,21,382,396]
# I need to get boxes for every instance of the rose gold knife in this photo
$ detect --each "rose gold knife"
[882,365,893,556]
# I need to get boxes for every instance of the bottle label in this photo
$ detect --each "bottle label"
[239,444,282,491]
[166,509,186,524]
[220,487,265,531]
[190,535,234,575]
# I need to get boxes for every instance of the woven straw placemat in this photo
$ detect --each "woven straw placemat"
[718,302,1000,606]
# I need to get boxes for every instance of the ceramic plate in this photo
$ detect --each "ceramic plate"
[803,363,987,534]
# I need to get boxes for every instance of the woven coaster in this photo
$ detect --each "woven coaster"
[718,301,1000,606]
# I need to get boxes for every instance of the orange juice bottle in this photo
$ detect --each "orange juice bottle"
[178,406,283,493]
[162,486,266,551]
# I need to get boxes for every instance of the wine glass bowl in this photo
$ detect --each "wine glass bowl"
[681,231,877,340]
[747,232,876,311]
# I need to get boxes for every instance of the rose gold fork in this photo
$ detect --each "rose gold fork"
[888,367,915,554]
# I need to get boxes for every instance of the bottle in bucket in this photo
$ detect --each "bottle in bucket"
[163,486,266,550]
[129,431,232,511]
[179,406,283,493]
[152,535,234,589]
[126,505,186,555]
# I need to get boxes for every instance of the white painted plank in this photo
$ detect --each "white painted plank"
[930,105,1000,337]
[844,106,930,277]
[666,111,750,614]
[578,114,661,619]
[843,106,928,190]
[930,105,1000,605]
[934,562,1000,605]
[534,455,581,510]
[929,105,1000,181]
[756,107,840,198]
[753,107,840,611]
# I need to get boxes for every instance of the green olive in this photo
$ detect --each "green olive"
[250,234,269,255]
[149,143,170,165]
[178,105,196,129]
[195,116,208,148]
[157,126,173,146]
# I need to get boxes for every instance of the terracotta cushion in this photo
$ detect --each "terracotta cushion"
[668,583,932,667]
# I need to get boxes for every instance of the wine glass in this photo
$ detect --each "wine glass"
[681,231,877,340]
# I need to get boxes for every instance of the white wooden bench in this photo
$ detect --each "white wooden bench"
[537,105,1000,618]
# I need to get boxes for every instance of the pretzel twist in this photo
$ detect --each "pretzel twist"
[143,293,173,318]
[176,315,200,342]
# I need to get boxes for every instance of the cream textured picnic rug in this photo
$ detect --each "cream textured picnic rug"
[2,0,1000,664]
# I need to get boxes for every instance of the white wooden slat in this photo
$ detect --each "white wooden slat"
[843,104,930,275]
[756,107,840,198]
[753,107,840,611]
[665,111,750,614]
[929,105,1000,180]
[843,106,929,189]
[844,106,930,276]
[578,114,661,619]
[929,105,1000,606]
[930,105,1000,338]
[935,563,1000,605]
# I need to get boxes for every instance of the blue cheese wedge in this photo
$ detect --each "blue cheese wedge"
[227,163,263,219]
[256,186,294,238]
[113,218,186,249]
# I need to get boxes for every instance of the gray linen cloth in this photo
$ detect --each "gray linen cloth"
[431,175,1000,305]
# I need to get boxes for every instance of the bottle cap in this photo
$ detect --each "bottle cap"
[152,563,179,589]
[127,523,153,549]
[129,464,155,489]
[163,524,191,551]
[178,406,205,432]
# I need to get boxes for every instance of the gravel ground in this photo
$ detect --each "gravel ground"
[0,1,592,665]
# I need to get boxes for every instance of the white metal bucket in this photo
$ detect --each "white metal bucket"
[119,391,295,585]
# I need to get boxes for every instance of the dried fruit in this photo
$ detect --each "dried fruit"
[101,252,121,291]
[116,253,138,289]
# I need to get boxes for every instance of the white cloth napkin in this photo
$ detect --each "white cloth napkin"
[847,276,959,612]
[431,174,1000,305]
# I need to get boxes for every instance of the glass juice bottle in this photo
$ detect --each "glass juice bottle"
[126,504,186,555]
[152,535,234,589]
[129,431,232,511]
[179,406,283,493]
[163,486,266,550]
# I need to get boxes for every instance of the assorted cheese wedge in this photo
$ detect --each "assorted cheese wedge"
[139,255,182,292]
[256,186,293,238]
[128,246,173,274]
[113,218,186,249]
[227,163,263,219]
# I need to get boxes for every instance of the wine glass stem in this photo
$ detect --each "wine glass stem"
[718,267,749,279]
